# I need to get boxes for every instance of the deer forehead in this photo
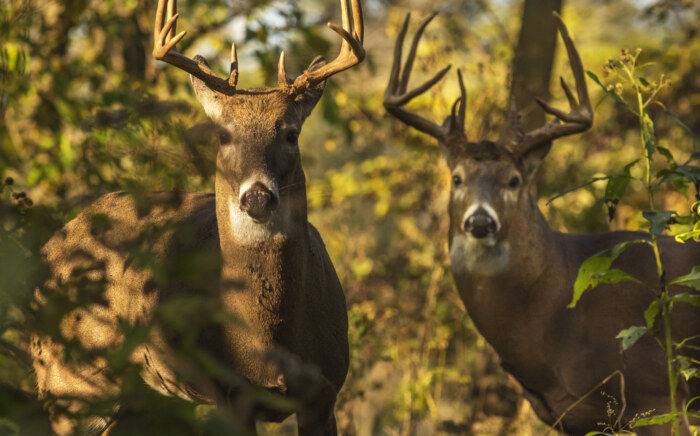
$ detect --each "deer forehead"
[219,91,301,134]
[452,158,519,182]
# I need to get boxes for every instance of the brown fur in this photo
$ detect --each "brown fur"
[31,64,348,435]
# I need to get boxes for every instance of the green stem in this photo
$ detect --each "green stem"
[662,290,679,434]
[633,70,678,434]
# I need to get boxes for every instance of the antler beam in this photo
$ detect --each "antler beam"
[383,13,464,141]
[279,0,365,93]
[153,0,238,95]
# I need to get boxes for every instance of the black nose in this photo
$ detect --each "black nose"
[464,209,497,239]
[240,183,278,222]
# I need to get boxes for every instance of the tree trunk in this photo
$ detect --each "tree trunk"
[509,0,563,132]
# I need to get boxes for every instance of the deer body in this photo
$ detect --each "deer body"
[35,189,347,425]
[31,0,364,434]
[450,195,700,433]
[385,12,700,435]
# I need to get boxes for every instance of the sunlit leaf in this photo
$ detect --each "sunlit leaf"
[570,240,648,308]
[632,412,676,427]
[616,326,648,351]
[675,220,700,243]
[669,266,700,290]
[644,300,659,330]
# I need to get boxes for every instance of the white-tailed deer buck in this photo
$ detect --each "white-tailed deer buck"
[384,12,700,436]
[30,0,364,434]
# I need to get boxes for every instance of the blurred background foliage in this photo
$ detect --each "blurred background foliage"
[1,0,699,434]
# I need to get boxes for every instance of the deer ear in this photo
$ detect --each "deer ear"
[294,56,328,121]
[520,141,552,180]
[190,55,224,122]
[438,141,455,166]
[437,116,461,166]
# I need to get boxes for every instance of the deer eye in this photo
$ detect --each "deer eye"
[218,131,232,144]
[286,131,299,146]
[508,176,521,189]
[452,175,462,186]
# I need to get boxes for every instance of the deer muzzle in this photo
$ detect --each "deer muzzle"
[464,208,498,239]
[240,182,279,223]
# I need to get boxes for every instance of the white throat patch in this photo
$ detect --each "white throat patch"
[449,233,510,276]
[228,197,289,245]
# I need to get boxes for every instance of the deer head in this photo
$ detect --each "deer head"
[153,0,364,244]
[384,12,591,275]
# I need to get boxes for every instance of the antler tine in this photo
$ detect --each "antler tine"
[153,0,235,95]
[383,13,452,141]
[518,12,593,154]
[555,12,590,113]
[455,68,467,132]
[286,0,365,93]
[229,42,238,88]
[165,0,176,40]
[351,0,364,42]
[398,12,438,94]
[446,69,467,136]
[386,13,410,98]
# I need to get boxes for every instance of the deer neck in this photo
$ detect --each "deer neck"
[450,195,564,340]
[213,171,311,382]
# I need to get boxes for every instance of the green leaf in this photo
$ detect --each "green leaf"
[675,220,700,243]
[644,300,659,330]
[669,266,700,290]
[587,71,632,110]
[642,210,675,235]
[676,165,700,181]
[641,109,656,159]
[603,160,638,220]
[656,146,675,165]
[617,326,648,351]
[644,134,655,160]
[678,356,700,381]
[570,240,648,308]
[670,293,700,311]
[547,176,610,205]
[656,165,700,186]
[632,413,676,427]
[605,175,631,202]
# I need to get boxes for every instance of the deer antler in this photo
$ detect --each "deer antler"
[383,13,464,141]
[153,0,238,95]
[279,0,365,93]
[515,12,593,154]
